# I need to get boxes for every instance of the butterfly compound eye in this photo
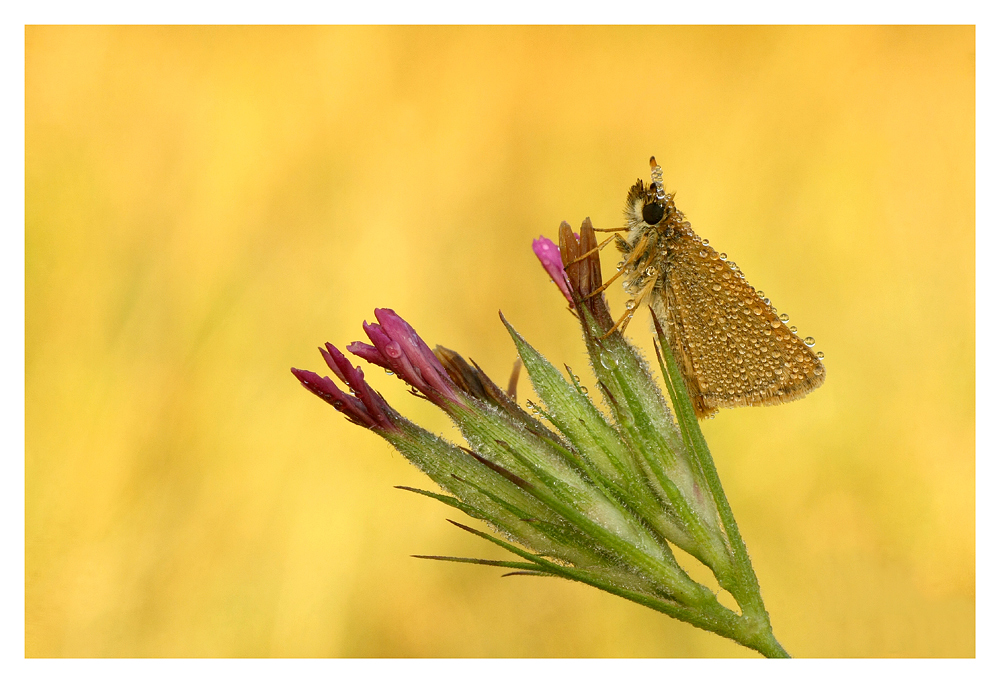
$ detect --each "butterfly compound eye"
[642,202,665,225]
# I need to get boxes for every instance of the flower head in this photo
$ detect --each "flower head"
[292,226,790,658]
[291,344,397,432]
[346,308,461,406]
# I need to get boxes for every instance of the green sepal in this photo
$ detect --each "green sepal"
[573,305,732,573]
[387,427,600,568]
[491,437,710,606]
[651,316,769,620]
[444,519,736,636]
[412,555,547,574]
[502,314,643,485]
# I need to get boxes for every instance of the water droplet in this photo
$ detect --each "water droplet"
[752,306,762,315]
[580,386,589,395]
[645,266,657,276]
[712,283,722,292]
[616,261,625,270]
[332,400,344,409]
[804,336,816,346]
[757,290,766,299]
[779,313,789,323]
[816,351,825,360]
[719,252,727,260]
[789,325,798,334]
[625,300,636,310]
[770,320,781,329]
[701,237,709,245]
[385,369,394,375]
[699,250,708,258]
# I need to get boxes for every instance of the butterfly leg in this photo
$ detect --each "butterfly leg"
[585,233,650,301]
[600,273,658,339]
[564,234,618,266]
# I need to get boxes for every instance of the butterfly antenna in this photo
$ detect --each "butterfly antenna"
[649,156,666,203]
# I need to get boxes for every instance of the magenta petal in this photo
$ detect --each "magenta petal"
[362,320,393,350]
[345,341,387,369]
[320,345,349,382]
[323,344,360,386]
[360,321,424,391]
[291,367,377,429]
[344,361,395,431]
[373,309,448,378]
[532,236,572,303]
[374,308,459,402]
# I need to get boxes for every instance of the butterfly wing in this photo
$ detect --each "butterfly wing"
[657,230,825,418]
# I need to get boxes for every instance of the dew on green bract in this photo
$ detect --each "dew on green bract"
[804,337,816,346]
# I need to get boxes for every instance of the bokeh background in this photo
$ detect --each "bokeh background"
[26,26,974,657]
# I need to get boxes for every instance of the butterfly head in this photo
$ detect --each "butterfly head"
[624,156,674,232]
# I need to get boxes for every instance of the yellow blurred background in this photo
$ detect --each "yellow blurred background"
[26,26,974,657]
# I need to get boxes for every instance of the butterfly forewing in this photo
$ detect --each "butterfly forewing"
[657,230,825,418]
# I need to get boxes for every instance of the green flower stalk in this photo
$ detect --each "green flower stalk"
[292,219,790,658]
